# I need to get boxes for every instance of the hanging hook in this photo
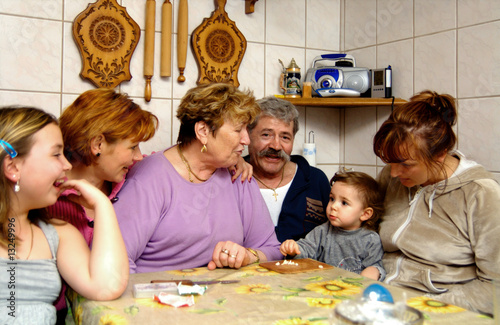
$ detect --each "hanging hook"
[308,131,315,144]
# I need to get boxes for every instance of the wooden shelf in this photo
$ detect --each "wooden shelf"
[282,97,406,108]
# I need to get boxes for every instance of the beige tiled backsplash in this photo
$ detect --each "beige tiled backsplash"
[0,0,499,182]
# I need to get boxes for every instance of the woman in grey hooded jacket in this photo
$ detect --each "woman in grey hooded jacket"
[373,90,500,316]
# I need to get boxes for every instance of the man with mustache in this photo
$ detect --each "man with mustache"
[245,97,330,242]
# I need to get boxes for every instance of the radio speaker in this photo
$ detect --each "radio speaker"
[345,74,368,93]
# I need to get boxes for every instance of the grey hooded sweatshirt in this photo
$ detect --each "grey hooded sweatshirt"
[378,151,500,315]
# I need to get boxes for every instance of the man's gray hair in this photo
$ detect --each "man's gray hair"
[248,96,299,135]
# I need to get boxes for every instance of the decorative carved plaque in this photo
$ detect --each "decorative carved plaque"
[191,0,246,87]
[73,0,140,88]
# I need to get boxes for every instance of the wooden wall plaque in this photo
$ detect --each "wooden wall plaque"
[191,0,246,87]
[73,0,140,88]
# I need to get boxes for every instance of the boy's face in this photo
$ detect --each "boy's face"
[326,182,371,231]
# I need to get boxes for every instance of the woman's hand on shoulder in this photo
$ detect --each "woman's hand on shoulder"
[228,156,253,183]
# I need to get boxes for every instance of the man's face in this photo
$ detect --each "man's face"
[247,115,294,177]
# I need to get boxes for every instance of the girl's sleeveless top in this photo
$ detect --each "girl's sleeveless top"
[0,220,61,324]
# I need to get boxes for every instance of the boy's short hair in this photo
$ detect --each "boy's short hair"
[330,171,385,231]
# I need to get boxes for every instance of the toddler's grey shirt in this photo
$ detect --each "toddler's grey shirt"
[294,222,386,281]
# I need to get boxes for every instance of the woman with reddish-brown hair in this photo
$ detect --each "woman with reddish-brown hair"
[51,88,159,247]
[373,90,500,315]
[48,88,159,322]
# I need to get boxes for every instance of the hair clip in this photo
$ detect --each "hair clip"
[335,166,353,175]
[0,140,18,158]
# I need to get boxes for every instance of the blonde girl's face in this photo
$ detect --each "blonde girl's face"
[18,123,71,210]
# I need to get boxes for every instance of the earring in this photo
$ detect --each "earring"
[14,179,20,193]
[201,144,207,153]
[96,152,101,157]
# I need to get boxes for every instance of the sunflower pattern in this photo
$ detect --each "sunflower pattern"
[305,297,342,309]
[65,265,483,324]
[407,296,466,314]
[272,317,329,325]
[73,305,83,325]
[304,280,361,297]
[98,313,128,325]
[243,264,280,276]
[236,283,272,294]
[166,268,209,277]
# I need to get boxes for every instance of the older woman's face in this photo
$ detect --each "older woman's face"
[207,118,250,168]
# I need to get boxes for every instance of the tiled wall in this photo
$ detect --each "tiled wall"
[1,0,499,182]
[340,0,500,181]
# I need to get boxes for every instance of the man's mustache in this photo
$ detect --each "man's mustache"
[258,148,290,162]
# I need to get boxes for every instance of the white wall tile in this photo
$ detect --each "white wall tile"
[0,90,61,118]
[239,42,265,99]
[343,165,378,180]
[293,106,307,157]
[306,0,340,50]
[377,0,413,44]
[226,0,266,43]
[61,94,80,114]
[415,0,456,36]
[305,106,341,165]
[344,106,378,165]
[0,0,62,19]
[266,0,306,47]
[0,15,62,92]
[458,0,500,27]
[414,31,456,96]
[349,46,376,69]
[318,164,338,182]
[457,98,500,172]
[377,40,413,100]
[344,0,377,50]
[136,97,173,155]
[64,0,94,22]
[458,21,500,98]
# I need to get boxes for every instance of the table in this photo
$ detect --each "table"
[66,263,492,324]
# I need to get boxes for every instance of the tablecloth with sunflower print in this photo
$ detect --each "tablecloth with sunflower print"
[66,263,492,324]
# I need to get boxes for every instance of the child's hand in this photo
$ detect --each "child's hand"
[59,179,110,211]
[280,240,301,256]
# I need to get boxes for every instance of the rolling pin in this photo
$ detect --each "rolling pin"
[160,0,172,77]
[177,0,188,82]
[144,0,156,101]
